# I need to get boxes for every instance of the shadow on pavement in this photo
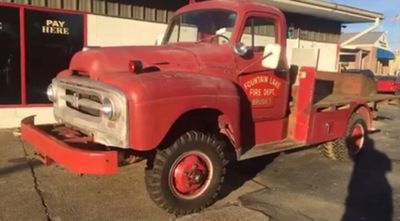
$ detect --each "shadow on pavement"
[375,115,393,121]
[341,135,393,221]
[0,158,42,177]
[218,153,278,200]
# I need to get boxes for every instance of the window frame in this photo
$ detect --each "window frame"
[237,12,279,52]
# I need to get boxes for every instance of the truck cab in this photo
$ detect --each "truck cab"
[21,0,396,215]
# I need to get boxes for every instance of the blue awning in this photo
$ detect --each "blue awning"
[376,48,395,60]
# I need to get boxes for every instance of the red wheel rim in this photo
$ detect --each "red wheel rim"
[350,123,365,150]
[169,151,212,199]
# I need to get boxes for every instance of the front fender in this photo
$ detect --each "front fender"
[124,72,241,151]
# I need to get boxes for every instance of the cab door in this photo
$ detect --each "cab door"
[236,13,289,122]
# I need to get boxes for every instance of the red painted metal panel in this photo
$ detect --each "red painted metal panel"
[238,72,289,121]
[232,8,289,144]
[307,103,374,144]
[254,118,287,144]
[292,67,316,142]
[308,109,350,144]
[20,116,118,175]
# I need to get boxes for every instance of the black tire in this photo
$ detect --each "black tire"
[145,131,227,215]
[320,113,367,161]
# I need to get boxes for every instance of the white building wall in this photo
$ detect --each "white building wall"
[244,36,338,72]
[298,40,338,72]
[286,39,299,66]
[286,39,338,72]
[0,107,55,129]
[87,14,167,46]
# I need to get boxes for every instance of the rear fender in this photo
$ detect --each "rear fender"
[354,105,373,130]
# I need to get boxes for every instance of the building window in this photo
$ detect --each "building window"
[92,0,106,15]
[78,0,92,12]
[106,1,119,16]
[24,9,84,104]
[340,54,356,62]
[31,0,46,7]
[299,30,339,43]
[47,0,62,9]
[64,0,78,10]
[144,7,156,22]
[119,4,132,18]
[0,6,21,105]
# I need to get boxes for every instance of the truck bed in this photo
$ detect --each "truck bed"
[310,71,400,109]
[313,94,400,109]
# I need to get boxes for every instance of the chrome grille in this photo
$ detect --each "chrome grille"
[51,76,129,148]
[64,89,102,117]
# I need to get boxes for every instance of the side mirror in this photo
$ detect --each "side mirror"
[233,42,248,56]
[262,44,281,69]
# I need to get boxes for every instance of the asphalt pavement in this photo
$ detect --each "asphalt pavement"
[1,104,400,221]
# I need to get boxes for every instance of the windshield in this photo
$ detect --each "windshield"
[163,9,237,45]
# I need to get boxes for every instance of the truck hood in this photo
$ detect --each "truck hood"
[68,43,236,80]
[68,45,202,80]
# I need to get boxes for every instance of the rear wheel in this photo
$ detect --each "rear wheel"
[145,131,227,215]
[320,113,367,161]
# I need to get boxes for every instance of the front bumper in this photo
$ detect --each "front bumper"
[21,116,118,175]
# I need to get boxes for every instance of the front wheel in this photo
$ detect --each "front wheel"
[320,113,367,161]
[145,131,227,215]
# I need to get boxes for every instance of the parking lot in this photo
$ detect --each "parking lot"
[1,104,400,221]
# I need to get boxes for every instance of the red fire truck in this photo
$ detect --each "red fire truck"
[21,0,399,215]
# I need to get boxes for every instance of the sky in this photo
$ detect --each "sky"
[327,0,400,51]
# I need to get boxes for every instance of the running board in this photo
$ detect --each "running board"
[239,139,305,161]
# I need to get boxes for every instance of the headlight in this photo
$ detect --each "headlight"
[46,84,56,102]
[101,97,115,120]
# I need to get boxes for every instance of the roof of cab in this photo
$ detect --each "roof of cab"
[175,0,283,16]
[177,0,383,24]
